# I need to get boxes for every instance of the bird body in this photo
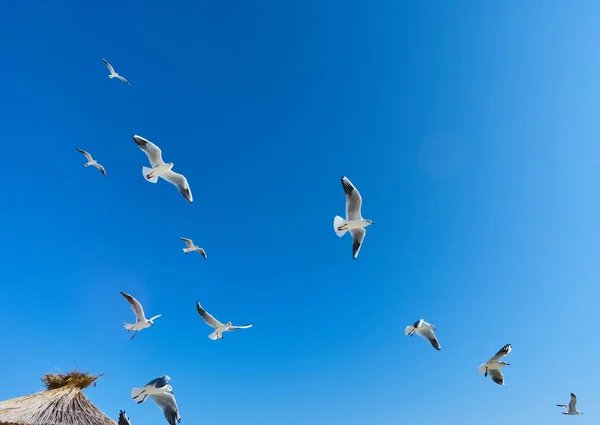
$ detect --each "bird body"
[196,301,252,340]
[334,176,374,259]
[557,393,583,415]
[76,148,106,176]
[102,58,130,85]
[133,135,193,202]
[404,319,441,350]
[120,291,161,339]
[180,237,207,258]
[131,376,180,425]
[478,344,512,385]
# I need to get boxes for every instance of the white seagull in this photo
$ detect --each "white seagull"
[557,393,584,415]
[132,135,193,203]
[333,176,374,259]
[478,344,512,385]
[131,376,181,425]
[404,319,441,350]
[120,291,161,339]
[76,148,106,176]
[118,410,131,425]
[102,58,130,85]
[180,237,207,258]
[196,301,252,340]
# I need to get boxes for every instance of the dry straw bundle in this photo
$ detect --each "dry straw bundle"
[0,370,116,425]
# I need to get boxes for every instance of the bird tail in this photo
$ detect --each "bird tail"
[333,216,347,237]
[183,248,191,254]
[142,166,159,183]
[208,331,221,340]
[130,387,146,401]
[404,325,415,336]
[123,322,135,331]
[477,364,487,374]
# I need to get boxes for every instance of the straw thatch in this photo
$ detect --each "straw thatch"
[0,371,117,425]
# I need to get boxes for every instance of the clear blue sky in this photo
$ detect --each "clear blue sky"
[0,1,598,424]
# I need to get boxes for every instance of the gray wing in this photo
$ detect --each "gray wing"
[196,302,222,328]
[102,58,115,73]
[341,176,363,220]
[118,410,131,425]
[180,237,194,248]
[488,369,504,385]
[196,248,207,259]
[490,343,512,362]
[151,392,181,425]
[116,75,131,85]
[93,163,107,177]
[416,324,441,350]
[569,393,577,411]
[120,292,146,321]
[162,171,193,203]
[132,135,164,168]
[350,228,365,259]
[228,323,253,331]
[76,148,93,161]
[145,375,171,388]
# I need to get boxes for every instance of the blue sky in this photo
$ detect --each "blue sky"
[0,0,598,424]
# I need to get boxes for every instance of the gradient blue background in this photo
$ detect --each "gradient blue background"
[0,1,598,424]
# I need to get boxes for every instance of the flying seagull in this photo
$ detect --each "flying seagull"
[132,135,193,203]
[557,393,584,415]
[131,376,181,425]
[118,410,131,425]
[120,291,161,339]
[478,344,512,385]
[102,58,130,85]
[180,238,207,258]
[404,319,441,350]
[196,301,252,340]
[333,176,374,259]
[75,148,106,176]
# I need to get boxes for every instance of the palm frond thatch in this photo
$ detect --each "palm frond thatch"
[0,370,117,425]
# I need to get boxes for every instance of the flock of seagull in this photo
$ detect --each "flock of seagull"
[75,59,585,424]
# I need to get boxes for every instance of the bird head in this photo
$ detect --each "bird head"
[165,385,173,393]
[365,219,374,226]
[226,321,233,327]
[149,320,155,325]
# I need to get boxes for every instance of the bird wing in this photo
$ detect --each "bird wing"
[341,176,363,220]
[118,410,131,425]
[161,171,193,203]
[132,135,164,168]
[93,163,107,176]
[488,368,504,385]
[102,58,115,73]
[117,75,131,85]
[180,237,194,248]
[196,302,222,328]
[151,392,181,425]
[145,375,171,388]
[416,323,441,350]
[489,344,512,362]
[350,228,365,259]
[569,393,577,411]
[196,248,207,259]
[120,292,146,321]
[76,147,93,161]
[228,323,253,331]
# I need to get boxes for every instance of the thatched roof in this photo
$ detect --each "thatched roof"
[0,371,117,425]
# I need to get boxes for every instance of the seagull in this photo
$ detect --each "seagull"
[131,376,181,425]
[196,301,252,340]
[180,237,207,258]
[120,291,161,339]
[75,148,106,176]
[102,58,130,85]
[557,393,584,415]
[478,344,512,385]
[118,410,131,425]
[132,135,193,203]
[404,319,441,350]
[333,176,374,259]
